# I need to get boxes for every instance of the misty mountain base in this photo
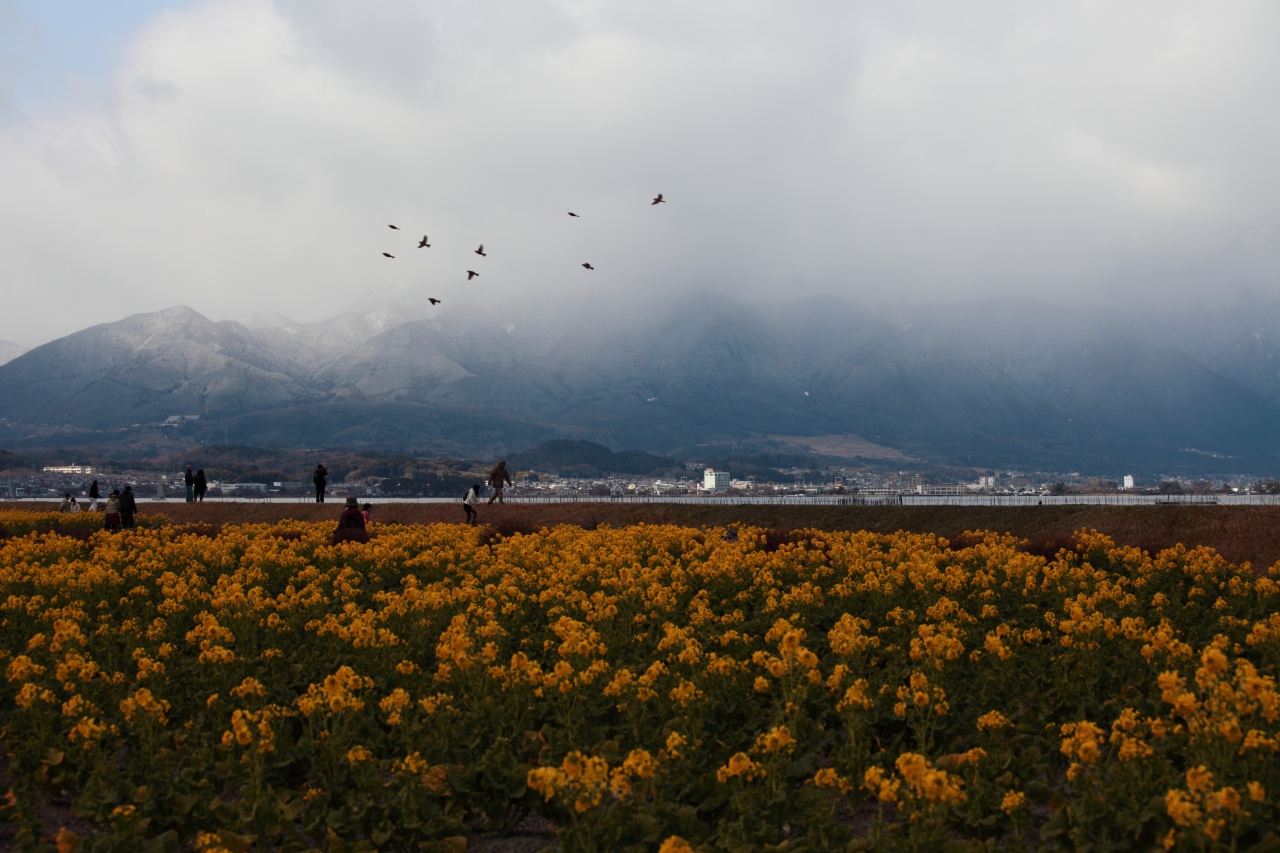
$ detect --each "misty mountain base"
[3,520,1279,851]
[2,296,1279,477]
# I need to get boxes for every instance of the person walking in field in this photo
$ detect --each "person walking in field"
[194,469,208,502]
[88,479,100,511]
[313,464,328,503]
[463,483,481,525]
[185,466,195,502]
[487,460,513,505]
[120,485,138,529]
[104,489,122,531]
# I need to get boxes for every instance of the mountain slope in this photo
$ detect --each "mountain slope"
[1,297,1277,474]
[0,307,322,426]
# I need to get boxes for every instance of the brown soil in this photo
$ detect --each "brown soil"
[13,501,1280,570]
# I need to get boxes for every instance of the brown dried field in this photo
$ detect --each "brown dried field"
[11,500,1280,570]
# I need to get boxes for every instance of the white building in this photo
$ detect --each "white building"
[918,483,969,495]
[1122,475,1135,490]
[42,465,94,475]
[703,468,731,491]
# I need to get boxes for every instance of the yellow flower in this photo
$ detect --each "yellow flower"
[753,725,796,754]
[716,752,765,783]
[230,677,266,698]
[55,827,81,853]
[658,837,695,853]
[6,655,46,682]
[862,766,900,803]
[345,745,375,765]
[977,710,1011,731]
[1001,790,1026,814]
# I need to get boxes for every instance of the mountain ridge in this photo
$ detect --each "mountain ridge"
[1,295,1277,475]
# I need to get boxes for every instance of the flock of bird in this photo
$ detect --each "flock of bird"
[378,194,667,306]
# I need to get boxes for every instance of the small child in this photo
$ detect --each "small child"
[362,503,372,523]
[462,483,481,525]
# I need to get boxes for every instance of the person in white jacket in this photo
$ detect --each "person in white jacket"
[462,483,481,526]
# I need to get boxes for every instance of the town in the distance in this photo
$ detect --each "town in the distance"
[6,440,1279,504]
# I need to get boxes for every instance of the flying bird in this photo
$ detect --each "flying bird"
[388,225,399,230]
[382,253,395,258]
[474,244,486,256]
[467,270,479,280]
[568,212,579,217]
[429,298,441,305]
[582,263,594,270]
[651,194,665,205]
[417,235,430,248]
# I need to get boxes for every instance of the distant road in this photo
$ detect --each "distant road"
[36,492,1277,506]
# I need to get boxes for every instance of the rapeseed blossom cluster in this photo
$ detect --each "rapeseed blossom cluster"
[0,519,1277,849]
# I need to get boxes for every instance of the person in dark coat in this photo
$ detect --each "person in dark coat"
[194,469,208,502]
[88,479,100,511]
[104,489,122,531]
[313,464,329,503]
[185,466,195,502]
[487,460,513,505]
[120,485,138,529]
[332,496,369,544]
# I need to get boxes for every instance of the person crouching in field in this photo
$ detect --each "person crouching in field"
[463,483,481,525]
[332,496,369,545]
[487,460,513,504]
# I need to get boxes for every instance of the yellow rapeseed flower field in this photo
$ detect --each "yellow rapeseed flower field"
[1,516,1278,851]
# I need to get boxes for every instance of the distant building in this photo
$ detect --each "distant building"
[918,483,969,495]
[220,483,268,493]
[161,415,200,426]
[704,469,730,491]
[42,465,94,475]
[1122,475,1135,490]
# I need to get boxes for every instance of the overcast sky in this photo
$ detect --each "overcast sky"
[1,0,1278,345]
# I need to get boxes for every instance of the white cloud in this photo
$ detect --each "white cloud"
[1,0,1278,343]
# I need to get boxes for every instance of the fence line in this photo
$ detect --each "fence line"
[35,492,1276,507]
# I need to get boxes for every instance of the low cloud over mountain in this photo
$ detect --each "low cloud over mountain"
[0,294,1277,476]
